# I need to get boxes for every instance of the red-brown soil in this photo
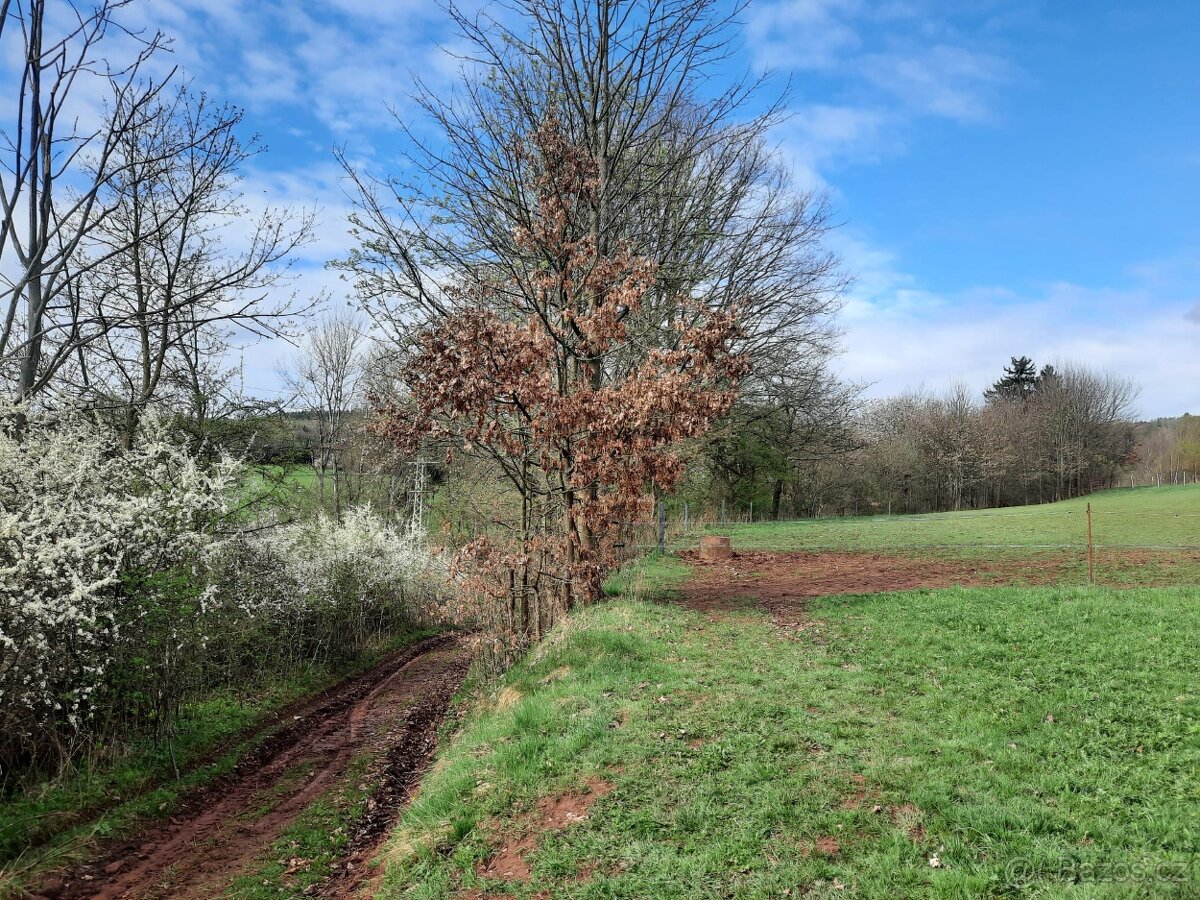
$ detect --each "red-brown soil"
[41,635,472,900]
[475,779,613,884]
[677,549,1064,624]
[814,835,841,857]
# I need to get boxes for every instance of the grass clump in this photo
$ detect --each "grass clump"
[603,553,692,601]
[229,754,376,898]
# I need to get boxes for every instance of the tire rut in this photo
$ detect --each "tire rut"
[41,634,471,900]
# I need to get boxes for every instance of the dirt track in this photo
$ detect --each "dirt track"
[42,634,471,900]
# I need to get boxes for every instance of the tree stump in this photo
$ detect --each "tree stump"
[699,535,732,560]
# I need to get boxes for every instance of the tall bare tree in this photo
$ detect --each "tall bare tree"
[0,0,180,408]
[333,0,850,562]
[1034,363,1138,499]
[71,87,314,446]
[334,0,845,387]
[283,312,367,519]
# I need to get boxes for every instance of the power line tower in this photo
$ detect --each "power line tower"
[407,455,427,539]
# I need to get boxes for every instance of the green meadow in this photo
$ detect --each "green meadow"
[702,484,1200,554]
[371,488,1200,899]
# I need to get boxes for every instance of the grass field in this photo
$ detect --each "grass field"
[692,484,1200,588]
[371,488,1200,899]
[702,484,1200,554]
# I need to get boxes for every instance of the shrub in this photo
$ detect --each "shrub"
[0,407,444,785]
[0,406,240,776]
[206,507,446,673]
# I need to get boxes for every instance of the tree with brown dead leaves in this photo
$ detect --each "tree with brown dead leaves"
[373,119,746,656]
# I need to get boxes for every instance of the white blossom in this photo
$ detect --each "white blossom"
[1,405,443,773]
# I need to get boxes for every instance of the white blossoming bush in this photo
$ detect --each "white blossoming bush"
[206,508,445,672]
[0,406,240,774]
[0,407,445,782]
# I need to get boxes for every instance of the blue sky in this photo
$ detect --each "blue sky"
[129,0,1199,417]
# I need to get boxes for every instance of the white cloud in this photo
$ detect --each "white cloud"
[750,0,1014,182]
[748,6,1018,252]
[859,44,1011,122]
[133,0,466,141]
[748,0,866,72]
[237,160,357,264]
[834,242,1200,417]
[778,103,894,181]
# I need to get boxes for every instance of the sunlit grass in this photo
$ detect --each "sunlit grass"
[374,574,1200,898]
[704,483,1200,553]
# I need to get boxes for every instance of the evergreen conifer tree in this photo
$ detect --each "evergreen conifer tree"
[986,356,1039,401]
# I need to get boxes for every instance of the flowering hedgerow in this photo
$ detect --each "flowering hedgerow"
[0,406,241,770]
[209,507,445,668]
[0,406,443,781]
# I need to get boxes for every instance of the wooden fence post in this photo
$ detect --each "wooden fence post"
[1087,502,1095,585]
[683,501,689,532]
[657,501,666,554]
[749,500,754,525]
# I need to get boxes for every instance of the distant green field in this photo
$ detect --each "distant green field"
[249,463,319,490]
[703,484,1200,554]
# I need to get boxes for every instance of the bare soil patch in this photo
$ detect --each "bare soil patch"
[677,549,1065,624]
[475,779,613,884]
[814,836,841,858]
[839,774,876,811]
[890,803,926,842]
[42,634,471,900]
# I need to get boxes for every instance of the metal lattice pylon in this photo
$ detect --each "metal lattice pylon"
[408,455,427,540]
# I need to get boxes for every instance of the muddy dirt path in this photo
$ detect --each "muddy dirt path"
[45,634,471,900]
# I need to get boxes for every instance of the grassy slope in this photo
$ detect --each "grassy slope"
[373,565,1200,897]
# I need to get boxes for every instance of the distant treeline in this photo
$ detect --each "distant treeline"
[1129,415,1200,487]
[680,358,1142,518]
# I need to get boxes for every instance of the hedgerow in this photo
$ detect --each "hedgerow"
[0,407,442,785]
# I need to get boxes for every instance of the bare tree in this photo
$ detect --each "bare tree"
[804,362,1141,516]
[1130,415,1200,487]
[698,360,860,519]
[0,0,182,409]
[70,86,314,446]
[332,0,849,564]
[333,0,845,388]
[282,312,367,519]
[1034,363,1139,499]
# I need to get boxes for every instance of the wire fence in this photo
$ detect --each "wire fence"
[623,500,1200,585]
